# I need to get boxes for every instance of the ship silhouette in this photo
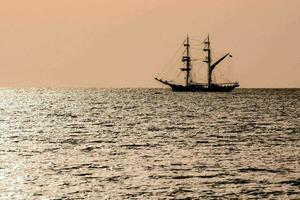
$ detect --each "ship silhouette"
[155,35,239,92]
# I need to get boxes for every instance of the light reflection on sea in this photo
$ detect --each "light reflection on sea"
[0,88,299,199]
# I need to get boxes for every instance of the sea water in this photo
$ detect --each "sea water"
[0,88,299,199]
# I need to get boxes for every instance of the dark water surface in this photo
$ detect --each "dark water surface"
[0,88,299,199]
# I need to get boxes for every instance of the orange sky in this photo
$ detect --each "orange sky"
[0,0,299,88]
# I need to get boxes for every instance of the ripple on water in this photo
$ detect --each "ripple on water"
[0,88,299,199]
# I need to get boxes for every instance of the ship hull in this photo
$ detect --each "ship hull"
[154,78,239,92]
[170,83,238,92]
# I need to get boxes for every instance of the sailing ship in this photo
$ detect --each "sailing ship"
[155,35,239,92]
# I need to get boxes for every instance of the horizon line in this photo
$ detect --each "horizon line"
[0,86,299,89]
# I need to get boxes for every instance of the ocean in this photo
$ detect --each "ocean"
[0,88,299,199]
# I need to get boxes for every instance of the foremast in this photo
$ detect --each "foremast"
[181,35,191,86]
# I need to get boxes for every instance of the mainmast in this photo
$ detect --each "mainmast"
[203,35,233,88]
[181,35,191,86]
[203,35,212,87]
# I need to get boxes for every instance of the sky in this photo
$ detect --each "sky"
[0,0,299,88]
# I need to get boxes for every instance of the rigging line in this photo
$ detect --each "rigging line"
[158,60,181,81]
[161,65,180,80]
[190,44,202,47]
[174,71,182,83]
[164,55,183,78]
[212,72,217,83]
[191,46,202,49]
[190,48,202,51]
[193,65,204,82]
[214,69,229,83]
[219,74,229,82]
[228,60,232,81]
[157,43,184,77]
[190,38,203,42]
[165,48,181,73]
[193,60,201,82]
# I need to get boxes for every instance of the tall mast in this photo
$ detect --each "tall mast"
[181,35,191,86]
[203,35,212,87]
